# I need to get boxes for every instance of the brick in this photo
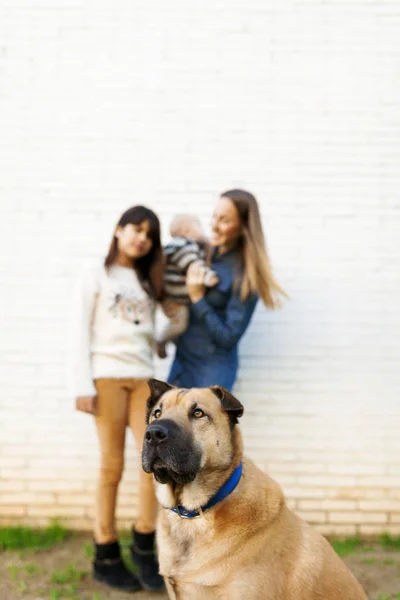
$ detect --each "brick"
[56,494,94,507]
[285,498,296,511]
[0,481,26,492]
[26,505,86,518]
[359,525,400,536]
[357,477,400,488]
[328,464,386,476]
[298,500,357,512]
[329,512,388,525]
[115,506,141,520]
[0,493,55,506]
[297,476,358,488]
[316,524,357,537]
[62,519,93,531]
[296,511,327,524]
[0,518,25,527]
[284,488,327,500]
[0,506,26,517]
[27,480,86,492]
[0,458,27,468]
[358,500,400,512]
[389,513,400,524]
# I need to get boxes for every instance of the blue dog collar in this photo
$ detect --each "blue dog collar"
[170,461,243,519]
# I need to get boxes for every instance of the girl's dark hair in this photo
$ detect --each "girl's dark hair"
[105,206,164,301]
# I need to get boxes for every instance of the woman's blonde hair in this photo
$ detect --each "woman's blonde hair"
[221,189,287,309]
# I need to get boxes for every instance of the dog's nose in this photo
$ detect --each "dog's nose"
[145,423,169,445]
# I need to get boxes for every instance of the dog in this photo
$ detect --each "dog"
[142,379,367,600]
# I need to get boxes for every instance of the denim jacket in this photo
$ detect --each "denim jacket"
[168,248,258,391]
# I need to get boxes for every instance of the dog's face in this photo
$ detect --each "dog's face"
[142,379,244,486]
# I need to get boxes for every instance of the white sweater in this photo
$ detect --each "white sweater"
[68,261,156,398]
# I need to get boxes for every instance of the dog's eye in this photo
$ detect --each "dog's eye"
[193,408,204,419]
[153,409,162,419]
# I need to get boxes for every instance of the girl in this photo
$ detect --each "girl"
[70,206,165,593]
[168,189,286,391]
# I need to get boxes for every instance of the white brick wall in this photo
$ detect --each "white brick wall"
[1,0,400,534]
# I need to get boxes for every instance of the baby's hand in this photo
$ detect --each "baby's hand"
[204,272,219,287]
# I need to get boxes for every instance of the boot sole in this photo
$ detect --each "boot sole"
[130,551,166,593]
[94,571,142,592]
[137,576,166,593]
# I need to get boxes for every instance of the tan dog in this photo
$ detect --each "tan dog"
[142,380,367,600]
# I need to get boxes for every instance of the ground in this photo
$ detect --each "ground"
[1,525,400,600]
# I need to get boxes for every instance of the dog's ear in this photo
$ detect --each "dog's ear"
[210,385,244,427]
[146,379,174,423]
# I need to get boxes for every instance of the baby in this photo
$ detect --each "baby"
[157,214,219,358]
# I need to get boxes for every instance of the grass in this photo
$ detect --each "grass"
[48,563,88,599]
[1,524,87,600]
[330,537,363,557]
[7,561,44,580]
[8,563,89,600]
[383,558,397,566]
[49,584,82,599]
[120,531,137,573]
[380,534,400,552]
[7,564,20,580]
[83,542,94,559]
[0,525,107,600]
[330,534,400,557]
[50,563,88,585]
[24,561,44,576]
[362,558,377,565]
[0,522,70,551]
[47,586,103,600]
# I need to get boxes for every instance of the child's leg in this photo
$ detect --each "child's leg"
[157,303,189,344]
[94,379,129,543]
[128,380,165,591]
[128,379,158,533]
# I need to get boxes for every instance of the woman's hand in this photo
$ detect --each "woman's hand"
[186,261,207,303]
[76,395,97,415]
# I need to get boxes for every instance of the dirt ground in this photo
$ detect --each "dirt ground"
[1,532,399,600]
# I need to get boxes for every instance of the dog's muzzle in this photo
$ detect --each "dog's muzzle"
[145,422,169,446]
[142,418,202,485]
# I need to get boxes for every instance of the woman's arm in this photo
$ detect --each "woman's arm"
[185,260,258,350]
[67,263,99,400]
[191,291,258,351]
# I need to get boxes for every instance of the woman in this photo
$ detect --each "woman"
[168,189,286,391]
[69,206,165,593]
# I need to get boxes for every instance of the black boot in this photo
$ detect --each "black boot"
[131,530,165,592]
[93,540,141,592]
